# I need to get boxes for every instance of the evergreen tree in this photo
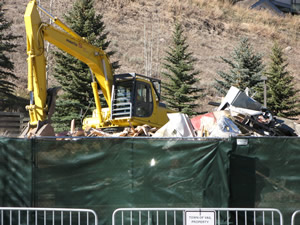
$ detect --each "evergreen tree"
[51,0,119,132]
[257,42,299,118]
[215,37,264,95]
[0,2,19,110]
[162,22,203,116]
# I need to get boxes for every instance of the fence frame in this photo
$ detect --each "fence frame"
[0,207,98,225]
[291,210,300,225]
[112,208,284,225]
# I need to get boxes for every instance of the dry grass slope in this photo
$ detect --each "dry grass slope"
[3,0,300,117]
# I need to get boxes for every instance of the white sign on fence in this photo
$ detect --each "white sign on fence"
[185,211,215,225]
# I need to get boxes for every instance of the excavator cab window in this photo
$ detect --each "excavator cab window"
[134,82,153,117]
[152,80,161,102]
[115,82,132,103]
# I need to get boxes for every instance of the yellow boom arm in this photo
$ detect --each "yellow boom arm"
[24,0,113,129]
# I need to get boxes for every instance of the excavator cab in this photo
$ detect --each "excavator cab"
[111,73,160,120]
[83,72,172,130]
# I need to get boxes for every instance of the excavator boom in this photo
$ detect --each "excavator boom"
[22,0,113,136]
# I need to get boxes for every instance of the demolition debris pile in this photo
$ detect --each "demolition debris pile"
[191,86,300,137]
[62,87,300,138]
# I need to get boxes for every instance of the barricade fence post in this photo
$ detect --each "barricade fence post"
[291,210,300,225]
[112,208,283,225]
[0,207,98,225]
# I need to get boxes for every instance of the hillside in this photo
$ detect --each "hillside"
[3,0,300,116]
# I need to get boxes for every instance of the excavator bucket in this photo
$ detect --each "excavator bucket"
[20,87,60,138]
[20,121,55,138]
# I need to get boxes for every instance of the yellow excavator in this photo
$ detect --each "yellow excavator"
[22,0,173,137]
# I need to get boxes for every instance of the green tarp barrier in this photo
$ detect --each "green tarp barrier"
[0,138,32,206]
[232,137,300,223]
[0,137,299,224]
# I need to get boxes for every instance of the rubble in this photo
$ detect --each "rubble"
[210,86,299,137]
[57,124,158,138]
[190,86,298,137]
[209,116,241,138]
[59,86,299,138]
[86,125,158,137]
[153,113,196,137]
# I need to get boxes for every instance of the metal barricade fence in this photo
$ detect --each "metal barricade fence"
[291,210,300,225]
[0,207,98,225]
[112,208,283,225]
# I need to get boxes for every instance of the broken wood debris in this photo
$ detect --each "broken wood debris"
[64,125,159,137]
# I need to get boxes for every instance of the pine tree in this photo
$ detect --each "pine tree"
[0,2,19,110]
[51,0,119,132]
[258,42,299,118]
[162,22,203,116]
[215,37,264,95]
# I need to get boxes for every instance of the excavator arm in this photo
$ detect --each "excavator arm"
[22,0,113,136]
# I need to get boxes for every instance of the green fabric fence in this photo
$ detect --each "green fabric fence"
[0,137,299,225]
